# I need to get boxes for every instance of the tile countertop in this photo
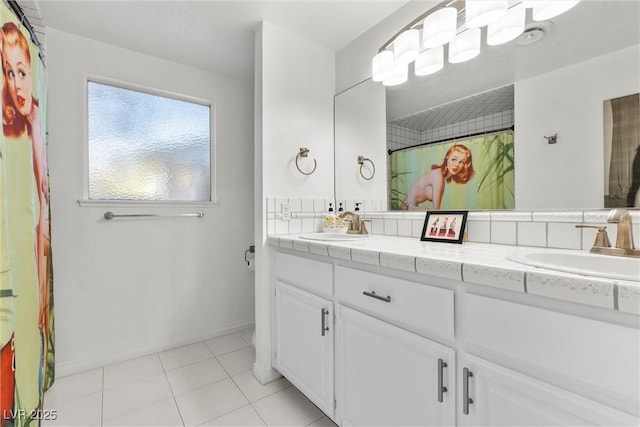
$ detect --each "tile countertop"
[267,234,640,315]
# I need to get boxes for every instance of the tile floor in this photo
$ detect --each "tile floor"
[43,329,337,427]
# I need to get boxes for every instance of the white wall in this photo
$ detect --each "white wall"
[514,46,640,210]
[253,21,335,383]
[47,29,255,376]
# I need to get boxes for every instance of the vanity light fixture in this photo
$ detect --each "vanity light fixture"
[487,3,526,46]
[522,0,580,21]
[449,27,481,63]
[393,29,420,66]
[415,46,444,76]
[422,6,458,48]
[371,0,581,86]
[465,0,507,28]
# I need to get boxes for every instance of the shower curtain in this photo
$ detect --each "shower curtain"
[390,131,515,210]
[0,3,53,426]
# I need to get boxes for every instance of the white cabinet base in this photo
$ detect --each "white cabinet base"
[336,305,455,426]
[459,355,638,426]
[273,281,334,417]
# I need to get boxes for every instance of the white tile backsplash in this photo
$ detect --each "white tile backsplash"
[467,220,491,243]
[397,219,413,237]
[533,211,584,223]
[547,222,582,249]
[491,221,517,245]
[517,222,547,247]
[313,199,326,212]
[301,199,314,212]
[384,219,398,235]
[265,200,637,260]
[288,219,302,234]
[371,218,384,234]
[491,211,532,222]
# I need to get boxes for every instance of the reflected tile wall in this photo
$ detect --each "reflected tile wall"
[266,199,640,252]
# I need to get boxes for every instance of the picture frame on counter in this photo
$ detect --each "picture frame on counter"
[421,210,468,244]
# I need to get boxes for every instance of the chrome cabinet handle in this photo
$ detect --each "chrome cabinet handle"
[362,291,391,303]
[321,308,330,336]
[438,359,448,403]
[463,367,474,415]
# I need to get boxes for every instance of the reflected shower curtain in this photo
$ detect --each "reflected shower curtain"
[390,131,515,210]
[0,3,53,426]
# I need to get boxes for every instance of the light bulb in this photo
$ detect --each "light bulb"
[372,50,394,82]
[465,0,507,28]
[415,46,444,76]
[383,63,408,86]
[449,28,481,63]
[393,29,420,66]
[487,3,525,45]
[523,1,580,21]
[422,7,458,48]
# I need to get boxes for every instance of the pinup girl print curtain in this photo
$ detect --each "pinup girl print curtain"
[390,131,515,211]
[0,2,53,426]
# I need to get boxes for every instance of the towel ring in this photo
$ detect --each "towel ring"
[296,147,317,176]
[358,156,375,180]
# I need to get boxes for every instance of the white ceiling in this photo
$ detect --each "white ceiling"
[36,0,410,81]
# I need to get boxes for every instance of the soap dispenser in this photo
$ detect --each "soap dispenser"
[325,203,335,229]
[336,203,347,230]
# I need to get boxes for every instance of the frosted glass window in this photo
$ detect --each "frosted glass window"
[88,81,211,201]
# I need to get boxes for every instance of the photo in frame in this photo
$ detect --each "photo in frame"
[420,211,468,244]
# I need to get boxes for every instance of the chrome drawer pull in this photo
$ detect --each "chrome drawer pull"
[437,358,447,403]
[362,291,391,303]
[463,367,474,415]
[321,308,330,336]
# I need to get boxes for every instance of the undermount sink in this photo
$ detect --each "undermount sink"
[508,252,640,282]
[298,232,370,242]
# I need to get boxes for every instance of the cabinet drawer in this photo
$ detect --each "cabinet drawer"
[273,250,333,298]
[335,265,454,340]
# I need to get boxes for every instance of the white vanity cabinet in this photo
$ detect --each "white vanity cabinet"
[458,354,638,426]
[270,247,640,426]
[271,251,335,417]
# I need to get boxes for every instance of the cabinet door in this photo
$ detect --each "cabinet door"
[459,354,639,426]
[336,305,455,426]
[273,281,334,417]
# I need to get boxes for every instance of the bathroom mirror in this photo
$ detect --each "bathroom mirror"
[334,1,640,210]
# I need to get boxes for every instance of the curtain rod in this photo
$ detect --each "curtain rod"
[387,125,514,155]
[6,0,45,64]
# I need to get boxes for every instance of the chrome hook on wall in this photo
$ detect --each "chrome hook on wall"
[358,155,376,180]
[544,133,558,144]
[295,147,317,176]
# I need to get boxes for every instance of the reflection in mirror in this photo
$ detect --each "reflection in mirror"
[604,93,640,208]
[388,86,515,210]
[333,1,639,211]
[334,79,386,210]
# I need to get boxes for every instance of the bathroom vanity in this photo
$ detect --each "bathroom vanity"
[269,234,639,426]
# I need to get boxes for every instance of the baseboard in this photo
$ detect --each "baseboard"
[55,319,255,378]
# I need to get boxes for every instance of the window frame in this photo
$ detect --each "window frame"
[80,75,218,207]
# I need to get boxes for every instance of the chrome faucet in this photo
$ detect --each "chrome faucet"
[338,211,368,235]
[577,209,639,258]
